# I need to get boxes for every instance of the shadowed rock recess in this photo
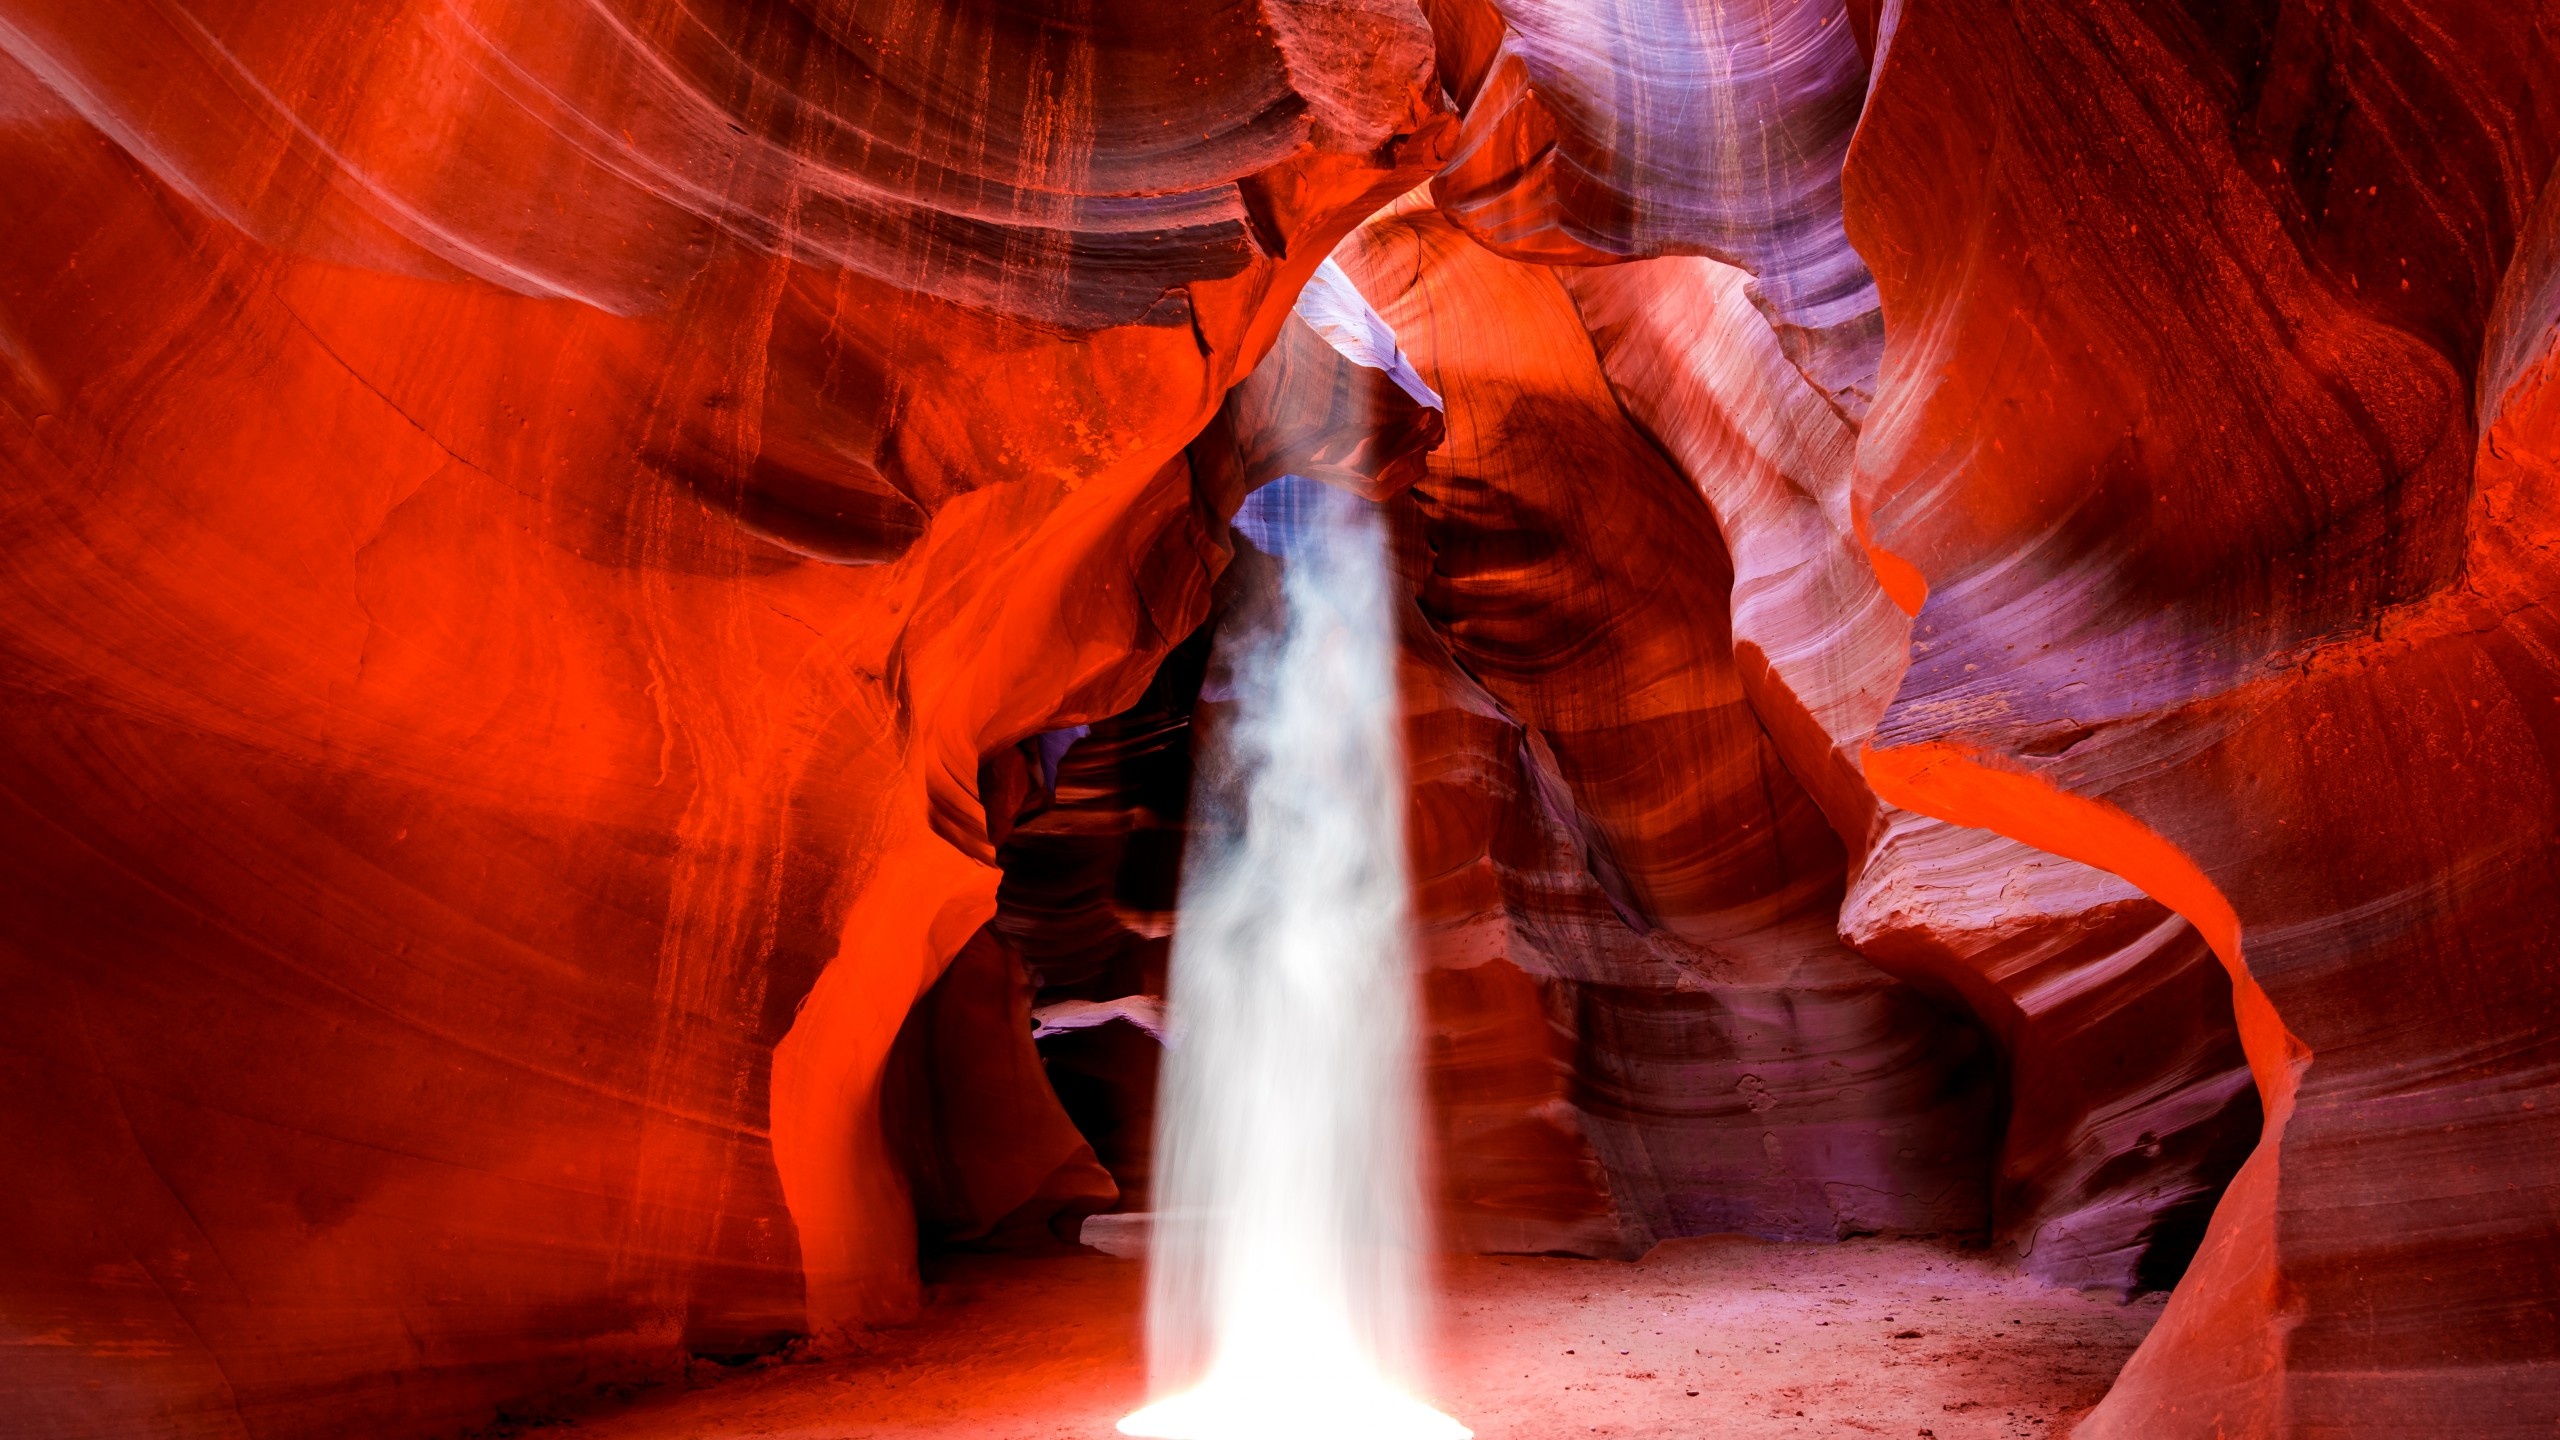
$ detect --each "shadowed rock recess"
[0,1,2551,1437]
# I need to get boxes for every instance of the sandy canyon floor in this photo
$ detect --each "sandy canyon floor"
[549,1236,2164,1440]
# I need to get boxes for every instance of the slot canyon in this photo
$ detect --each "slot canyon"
[1,0,2554,1437]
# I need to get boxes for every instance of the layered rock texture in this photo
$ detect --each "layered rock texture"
[0,2,1448,1435]
[2,0,2554,1438]
[1846,4,2560,1432]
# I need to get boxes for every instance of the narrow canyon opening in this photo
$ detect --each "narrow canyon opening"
[777,234,2274,1428]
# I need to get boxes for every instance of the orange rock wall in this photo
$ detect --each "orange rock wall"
[4,0,2558,1437]
[0,2,1447,1435]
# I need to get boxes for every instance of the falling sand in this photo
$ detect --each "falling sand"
[1121,467,1451,1439]
[546,1235,2166,1440]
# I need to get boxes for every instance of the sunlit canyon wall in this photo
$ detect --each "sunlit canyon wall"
[1,1,2554,1437]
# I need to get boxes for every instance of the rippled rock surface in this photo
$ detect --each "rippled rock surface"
[4,0,2558,1436]
[1565,253,2258,1295]
[0,2,1446,1435]
[1330,197,2002,1255]
[1848,1,2560,1431]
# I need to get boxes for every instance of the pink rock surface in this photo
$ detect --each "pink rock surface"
[1849,1,2560,1429]
[1338,198,2001,1255]
[1567,254,2258,1293]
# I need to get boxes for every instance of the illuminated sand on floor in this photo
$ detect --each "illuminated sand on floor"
[554,1236,2166,1440]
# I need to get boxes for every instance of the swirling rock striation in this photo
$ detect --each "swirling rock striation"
[1424,0,1882,415]
[1336,198,2003,1255]
[1848,0,2560,1431]
[6,2,2559,1438]
[1395,3,2266,1293]
[1563,254,2259,1293]
[0,1,1448,1436]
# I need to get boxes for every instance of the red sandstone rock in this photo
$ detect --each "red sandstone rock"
[1425,0,1882,415]
[5,0,2558,1437]
[1335,199,2002,1254]
[1412,1,2265,1292]
[1564,254,2258,1294]
[1848,1,2560,1430]
[0,2,1447,1435]
[881,926,1117,1249]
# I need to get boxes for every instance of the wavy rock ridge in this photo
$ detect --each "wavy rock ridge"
[1,0,2555,1437]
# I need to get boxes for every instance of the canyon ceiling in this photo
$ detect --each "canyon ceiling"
[1,1,2555,1438]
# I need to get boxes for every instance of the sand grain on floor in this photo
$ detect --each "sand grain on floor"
[547,1237,2163,1440]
